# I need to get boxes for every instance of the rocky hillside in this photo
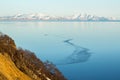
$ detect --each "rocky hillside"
[0,32,66,80]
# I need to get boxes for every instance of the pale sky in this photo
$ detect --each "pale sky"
[0,0,120,18]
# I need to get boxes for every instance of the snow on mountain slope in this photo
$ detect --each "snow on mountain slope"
[0,13,117,21]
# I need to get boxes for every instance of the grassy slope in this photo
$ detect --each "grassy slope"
[0,53,32,80]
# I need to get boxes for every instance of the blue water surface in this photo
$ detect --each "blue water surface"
[0,22,120,80]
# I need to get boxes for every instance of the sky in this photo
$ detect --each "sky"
[0,0,120,18]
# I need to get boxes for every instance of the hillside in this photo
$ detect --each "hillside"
[0,53,32,80]
[0,32,66,80]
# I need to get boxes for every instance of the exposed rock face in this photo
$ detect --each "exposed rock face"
[0,33,66,80]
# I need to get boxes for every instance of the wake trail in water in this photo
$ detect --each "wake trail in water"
[55,39,91,65]
[41,33,91,65]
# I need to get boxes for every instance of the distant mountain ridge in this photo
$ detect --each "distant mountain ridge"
[0,13,119,21]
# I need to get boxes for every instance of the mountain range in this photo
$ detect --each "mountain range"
[0,13,119,21]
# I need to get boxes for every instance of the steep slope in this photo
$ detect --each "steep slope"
[0,53,32,80]
[0,32,66,80]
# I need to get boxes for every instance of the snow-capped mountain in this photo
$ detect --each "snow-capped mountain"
[0,13,118,21]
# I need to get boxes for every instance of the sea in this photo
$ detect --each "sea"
[0,21,120,80]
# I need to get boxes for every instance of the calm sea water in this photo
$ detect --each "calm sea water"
[0,22,120,80]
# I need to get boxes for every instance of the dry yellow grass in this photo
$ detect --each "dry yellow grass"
[0,53,32,80]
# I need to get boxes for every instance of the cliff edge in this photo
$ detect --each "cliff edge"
[0,32,66,80]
